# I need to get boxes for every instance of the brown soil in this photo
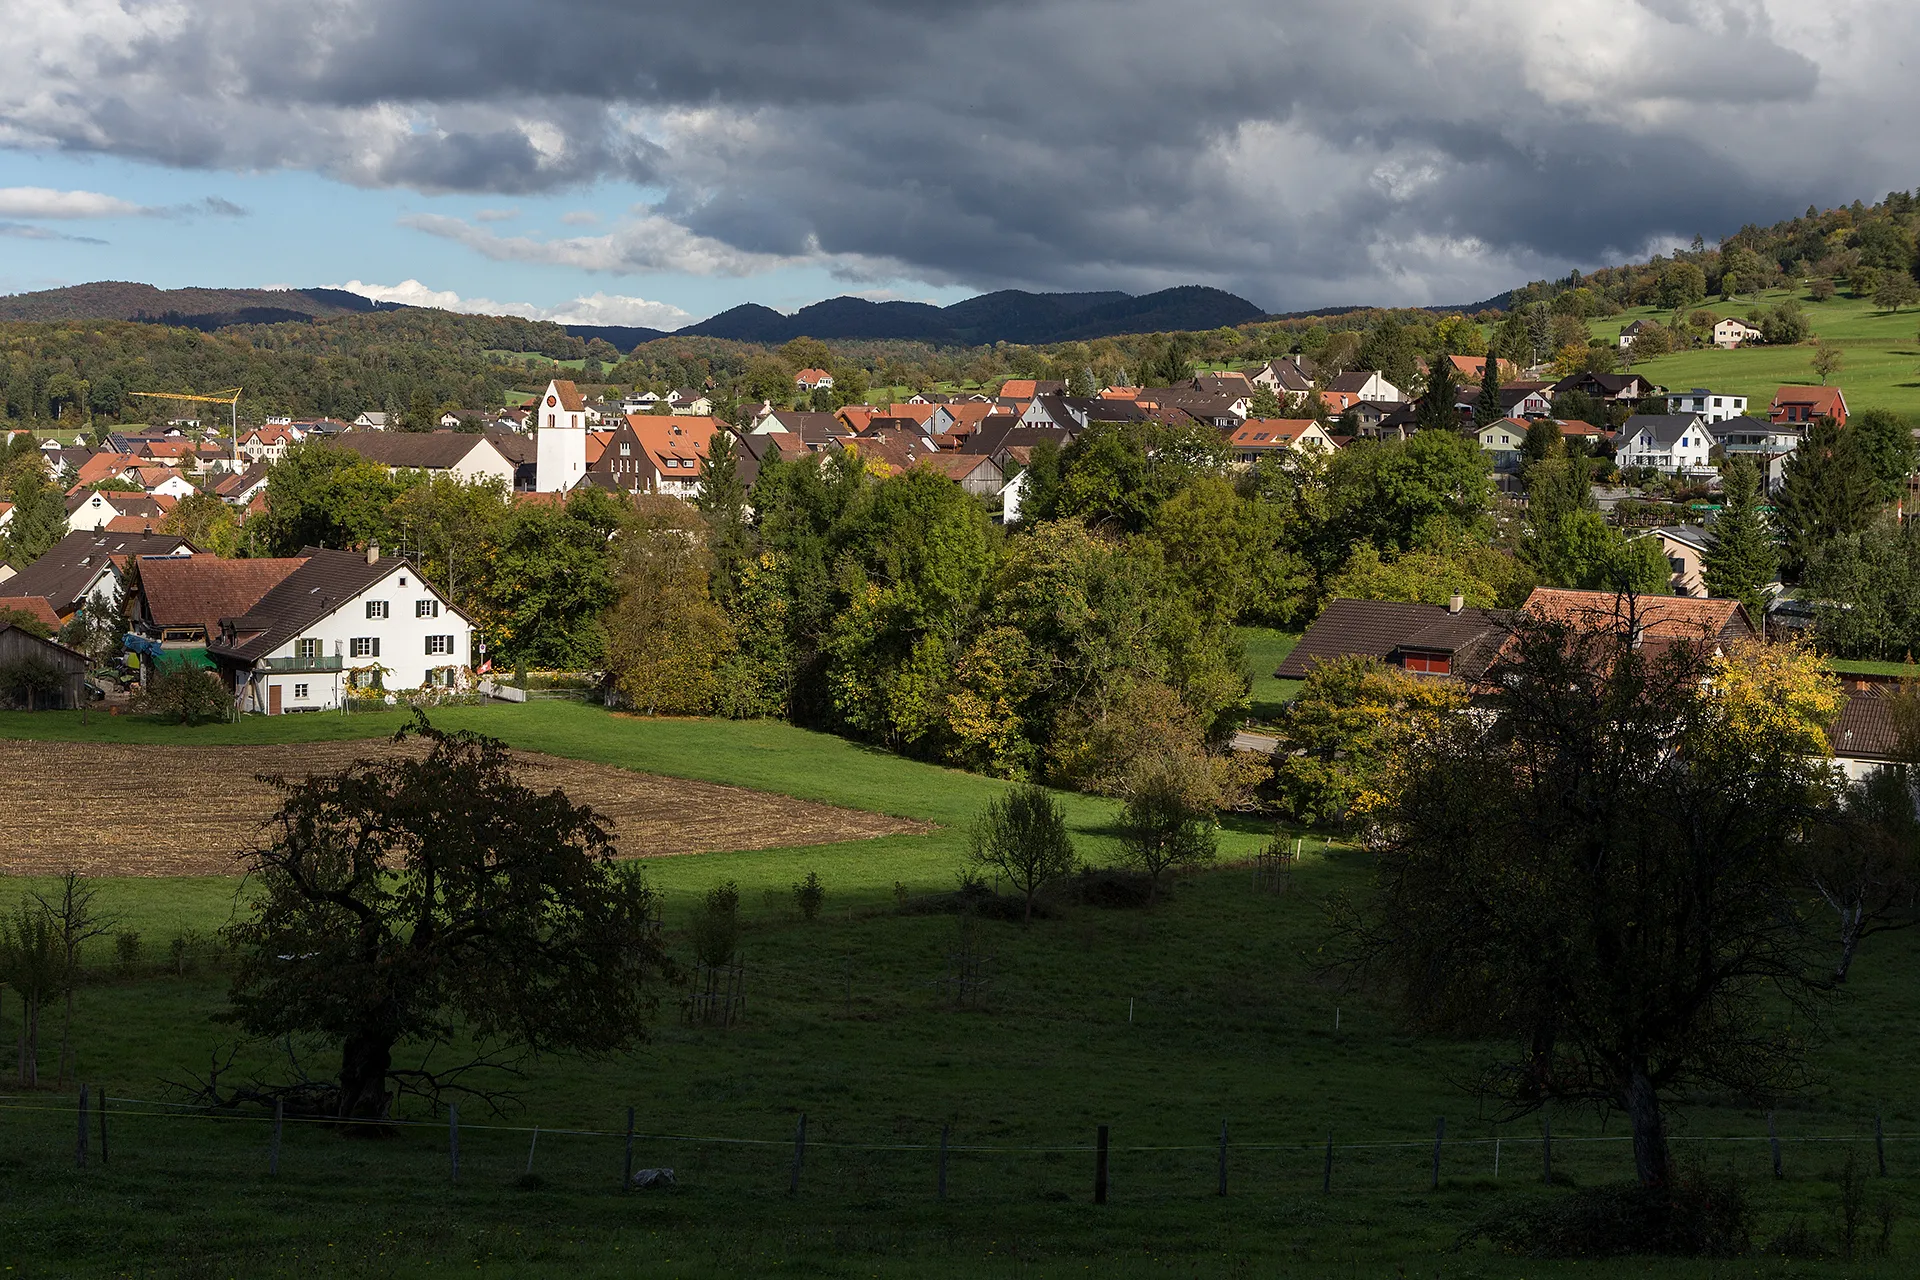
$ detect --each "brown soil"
[0,740,930,877]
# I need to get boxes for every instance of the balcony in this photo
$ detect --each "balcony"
[262,655,344,673]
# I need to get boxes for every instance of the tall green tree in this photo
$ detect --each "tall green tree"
[1848,408,1917,503]
[1473,355,1503,427]
[1701,457,1778,619]
[1415,357,1461,433]
[693,429,752,604]
[474,487,628,669]
[257,440,402,556]
[1773,417,1880,578]
[1,466,69,566]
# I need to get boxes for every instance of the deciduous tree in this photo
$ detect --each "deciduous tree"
[967,784,1076,923]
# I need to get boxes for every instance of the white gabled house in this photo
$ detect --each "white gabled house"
[1615,413,1716,476]
[207,546,475,714]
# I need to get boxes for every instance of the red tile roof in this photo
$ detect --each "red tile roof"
[1521,588,1754,640]
[1230,418,1324,448]
[548,380,586,413]
[0,596,60,628]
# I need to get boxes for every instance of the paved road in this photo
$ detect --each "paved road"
[1230,730,1279,754]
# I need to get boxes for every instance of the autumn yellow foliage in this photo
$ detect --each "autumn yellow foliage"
[1706,637,1842,759]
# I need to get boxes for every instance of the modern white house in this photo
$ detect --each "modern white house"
[1713,319,1764,349]
[1666,388,1749,423]
[536,378,588,493]
[1615,413,1716,476]
[206,546,474,714]
[1714,415,1803,489]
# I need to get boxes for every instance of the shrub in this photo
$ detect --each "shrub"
[792,871,826,921]
[137,660,230,725]
[689,881,742,967]
[1809,277,1836,302]
[1466,1165,1751,1258]
[113,930,142,975]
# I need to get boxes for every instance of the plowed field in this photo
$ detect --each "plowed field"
[0,740,930,877]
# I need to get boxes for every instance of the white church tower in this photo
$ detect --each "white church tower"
[535,379,587,493]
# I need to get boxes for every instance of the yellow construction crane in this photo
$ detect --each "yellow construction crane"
[130,387,243,467]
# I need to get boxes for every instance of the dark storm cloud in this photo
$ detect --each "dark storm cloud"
[1,0,1895,306]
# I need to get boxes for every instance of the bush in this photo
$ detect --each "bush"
[1809,277,1837,302]
[137,660,230,724]
[689,881,742,967]
[792,871,826,921]
[0,655,69,710]
[1465,1165,1751,1258]
[113,930,142,975]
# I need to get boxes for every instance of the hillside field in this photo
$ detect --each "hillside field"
[1584,287,1920,417]
[0,703,1916,1277]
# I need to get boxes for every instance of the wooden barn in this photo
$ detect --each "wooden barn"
[0,623,89,710]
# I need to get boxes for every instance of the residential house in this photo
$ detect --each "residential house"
[333,431,518,488]
[0,530,194,623]
[795,368,835,391]
[206,546,474,714]
[352,411,389,430]
[1615,413,1715,475]
[666,389,715,416]
[213,462,272,507]
[1493,382,1553,418]
[1713,318,1764,349]
[756,410,850,452]
[1194,372,1254,397]
[1474,418,1530,471]
[844,427,942,478]
[997,379,1065,402]
[1277,597,1511,682]
[1666,388,1749,423]
[600,414,722,498]
[1434,355,1518,383]
[1828,687,1902,781]
[1227,418,1336,464]
[620,391,661,413]
[1327,370,1404,403]
[1714,416,1801,489]
[1248,357,1317,396]
[1632,525,1713,596]
[1521,586,1757,648]
[131,554,307,667]
[0,624,88,709]
[1619,319,1658,349]
[1136,388,1246,427]
[1551,370,1652,404]
[65,490,172,533]
[1769,385,1848,427]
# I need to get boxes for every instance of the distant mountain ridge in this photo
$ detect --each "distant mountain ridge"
[0,281,1269,348]
[678,286,1265,345]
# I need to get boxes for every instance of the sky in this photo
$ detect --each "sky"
[0,0,1913,330]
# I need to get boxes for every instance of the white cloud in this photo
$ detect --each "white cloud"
[559,210,600,225]
[332,278,696,329]
[0,186,145,218]
[474,207,519,222]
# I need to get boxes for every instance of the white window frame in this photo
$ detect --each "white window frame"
[416,599,439,619]
[350,637,380,659]
[366,600,389,620]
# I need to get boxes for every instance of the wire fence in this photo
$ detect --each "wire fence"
[10,1088,1911,1205]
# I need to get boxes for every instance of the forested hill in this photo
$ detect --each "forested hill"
[1505,189,1920,312]
[0,282,403,327]
[679,286,1266,345]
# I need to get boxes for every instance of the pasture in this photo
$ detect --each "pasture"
[1585,287,1920,417]
[1,703,1917,1278]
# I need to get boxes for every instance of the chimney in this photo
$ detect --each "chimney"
[366,543,380,565]
[1448,592,1464,615]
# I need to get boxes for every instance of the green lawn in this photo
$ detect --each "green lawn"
[486,349,588,371]
[2,703,1915,1277]
[1235,626,1301,723]
[1587,288,1920,418]
[1826,658,1920,678]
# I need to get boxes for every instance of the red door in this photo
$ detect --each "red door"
[268,683,282,715]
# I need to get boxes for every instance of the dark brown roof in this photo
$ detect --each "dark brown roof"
[138,555,306,638]
[208,549,413,663]
[1830,687,1900,762]
[333,431,504,471]
[1277,598,1511,680]
[485,431,536,464]
[213,461,271,498]
[0,531,195,616]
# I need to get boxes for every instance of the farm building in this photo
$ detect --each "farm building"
[0,623,89,710]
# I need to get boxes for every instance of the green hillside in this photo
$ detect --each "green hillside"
[1586,287,1920,417]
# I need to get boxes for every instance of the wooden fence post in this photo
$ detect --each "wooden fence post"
[1322,1131,1333,1194]
[1877,1111,1887,1177]
[97,1086,108,1166]
[75,1085,89,1169]
[623,1106,635,1191]
[1431,1117,1444,1191]
[269,1099,283,1176]
[1217,1120,1228,1197]
[938,1124,950,1201]
[1542,1119,1552,1185]
[1094,1125,1109,1204]
[1768,1112,1782,1179]
[788,1113,806,1195]
[449,1104,461,1184]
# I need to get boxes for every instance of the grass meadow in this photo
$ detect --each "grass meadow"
[3,703,1919,1276]
[1584,287,1920,417]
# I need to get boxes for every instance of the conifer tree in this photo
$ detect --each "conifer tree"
[1702,457,1778,620]
[1773,417,1878,579]
[1474,354,1503,427]
[1416,357,1461,433]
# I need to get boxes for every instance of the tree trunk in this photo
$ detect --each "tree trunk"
[56,983,74,1087]
[1625,1062,1670,1188]
[1834,907,1862,983]
[337,1031,395,1128]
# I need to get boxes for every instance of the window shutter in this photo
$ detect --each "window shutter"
[371,638,380,658]
[426,635,435,655]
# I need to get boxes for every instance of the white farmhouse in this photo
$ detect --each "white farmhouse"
[1615,413,1715,476]
[332,431,518,488]
[207,546,474,715]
